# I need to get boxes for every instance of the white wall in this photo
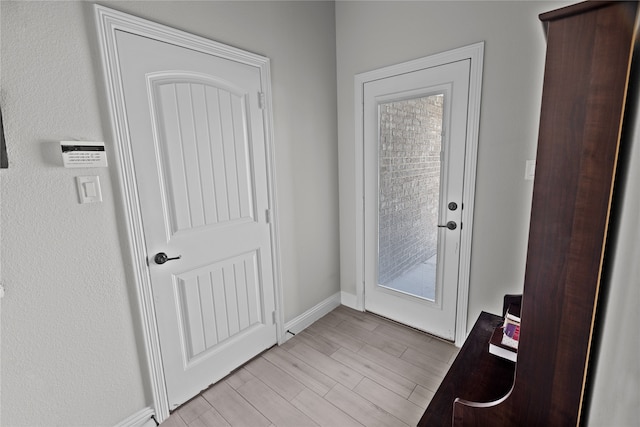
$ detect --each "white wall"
[335,0,567,332]
[0,1,338,425]
[1,2,148,424]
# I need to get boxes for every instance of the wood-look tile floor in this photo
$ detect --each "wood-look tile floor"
[160,305,458,427]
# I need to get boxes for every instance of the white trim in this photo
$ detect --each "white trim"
[455,42,484,347]
[262,57,287,348]
[114,407,156,427]
[94,5,284,421]
[282,293,341,341]
[354,42,484,347]
[340,291,359,310]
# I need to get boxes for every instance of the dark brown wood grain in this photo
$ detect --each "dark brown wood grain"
[418,312,515,427]
[420,2,638,426]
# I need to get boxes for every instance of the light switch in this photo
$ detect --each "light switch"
[76,176,102,204]
[84,181,97,197]
[525,160,536,181]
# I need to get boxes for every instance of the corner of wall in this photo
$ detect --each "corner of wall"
[282,292,342,342]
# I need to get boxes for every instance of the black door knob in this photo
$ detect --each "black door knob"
[437,221,457,230]
[154,252,182,264]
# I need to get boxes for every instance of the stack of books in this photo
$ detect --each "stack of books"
[488,305,521,362]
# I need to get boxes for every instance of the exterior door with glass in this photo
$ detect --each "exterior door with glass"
[363,59,470,341]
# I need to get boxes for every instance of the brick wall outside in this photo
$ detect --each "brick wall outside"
[378,95,443,285]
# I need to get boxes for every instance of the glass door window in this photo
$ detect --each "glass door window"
[377,94,444,301]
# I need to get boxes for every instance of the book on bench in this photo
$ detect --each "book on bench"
[489,326,517,362]
[488,304,520,362]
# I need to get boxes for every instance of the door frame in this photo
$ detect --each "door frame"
[354,42,484,347]
[94,5,284,420]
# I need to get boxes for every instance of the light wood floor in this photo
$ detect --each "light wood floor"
[160,305,458,427]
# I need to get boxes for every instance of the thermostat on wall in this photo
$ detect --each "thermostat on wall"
[61,141,107,168]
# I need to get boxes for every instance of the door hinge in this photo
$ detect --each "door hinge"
[272,311,277,324]
[258,92,266,110]
[265,209,271,223]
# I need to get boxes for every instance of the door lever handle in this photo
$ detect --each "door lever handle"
[437,221,457,230]
[154,252,182,264]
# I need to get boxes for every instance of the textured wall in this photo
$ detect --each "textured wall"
[1,1,338,424]
[0,2,148,424]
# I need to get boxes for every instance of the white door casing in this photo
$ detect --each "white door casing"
[354,43,484,347]
[95,6,283,420]
[363,59,470,341]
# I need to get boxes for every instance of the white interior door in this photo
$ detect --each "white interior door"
[115,30,277,408]
[364,59,470,341]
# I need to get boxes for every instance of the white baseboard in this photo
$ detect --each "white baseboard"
[340,291,359,310]
[115,407,156,427]
[283,292,341,340]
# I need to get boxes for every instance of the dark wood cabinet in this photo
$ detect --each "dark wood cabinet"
[419,2,639,425]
